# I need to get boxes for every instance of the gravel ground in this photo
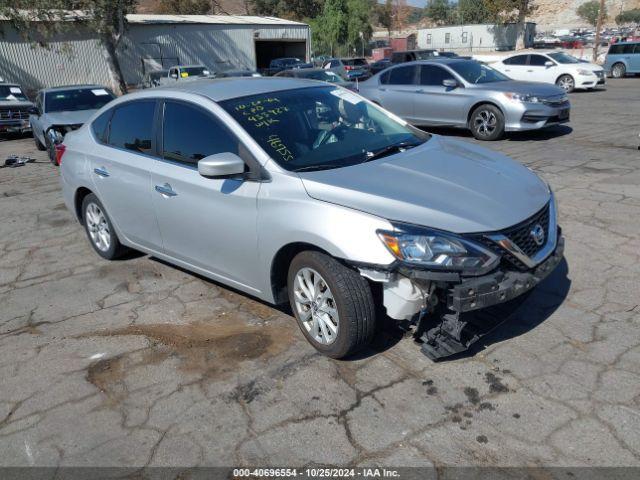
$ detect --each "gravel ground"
[0,79,639,471]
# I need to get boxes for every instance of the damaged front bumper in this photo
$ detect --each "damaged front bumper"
[358,230,565,360]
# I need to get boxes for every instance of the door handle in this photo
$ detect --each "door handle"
[527,69,533,72]
[379,88,386,91]
[94,167,109,177]
[414,89,424,93]
[155,183,177,197]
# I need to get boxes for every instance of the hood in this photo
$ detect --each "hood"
[298,136,550,234]
[571,61,602,71]
[42,109,98,126]
[471,80,566,97]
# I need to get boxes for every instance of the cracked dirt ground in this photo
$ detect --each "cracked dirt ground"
[1,79,639,469]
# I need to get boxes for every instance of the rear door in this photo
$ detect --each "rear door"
[88,100,163,250]
[414,64,468,126]
[499,54,529,80]
[377,65,418,121]
[628,43,640,72]
[151,100,261,289]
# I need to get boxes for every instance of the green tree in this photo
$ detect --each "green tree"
[0,0,138,94]
[159,0,212,14]
[616,8,640,24]
[577,0,606,27]
[483,0,536,48]
[373,0,393,36]
[457,0,490,24]
[315,0,349,56]
[346,0,372,55]
[250,0,324,20]
[426,0,452,25]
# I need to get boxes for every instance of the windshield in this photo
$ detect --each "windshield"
[547,52,580,64]
[0,85,29,101]
[180,67,210,77]
[283,58,303,65]
[220,86,429,172]
[299,70,343,83]
[448,61,510,84]
[45,88,115,113]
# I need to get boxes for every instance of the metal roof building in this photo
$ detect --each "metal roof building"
[0,14,310,93]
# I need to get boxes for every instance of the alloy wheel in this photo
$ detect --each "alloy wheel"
[558,76,574,92]
[85,203,111,252]
[293,267,339,345]
[473,110,497,137]
[613,64,625,78]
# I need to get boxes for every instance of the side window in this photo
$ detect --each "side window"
[427,34,432,45]
[419,65,455,86]
[504,55,527,65]
[445,33,451,44]
[608,44,622,54]
[634,44,640,54]
[623,44,636,54]
[388,65,416,85]
[380,70,391,84]
[108,101,156,155]
[162,101,239,167]
[529,55,549,66]
[91,109,112,143]
[462,32,468,43]
[35,93,43,113]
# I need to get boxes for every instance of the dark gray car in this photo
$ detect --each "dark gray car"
[358,58,571,140]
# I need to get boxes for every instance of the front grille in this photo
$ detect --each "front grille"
[0,107,30,121]
[540,94,568,107]
[500,203,550,258]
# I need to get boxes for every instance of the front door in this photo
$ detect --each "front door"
[151,100,261,291]
[527,54,558,83]
[414,65,469,126]
[88,100,163,250]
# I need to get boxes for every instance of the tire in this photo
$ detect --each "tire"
[81,193,129,260]
[44,135,57,165]
[469,104,505,141]
[611,63,626,79]
[556,74,575,93]
[287,251,376,359]
[34,134,46,151]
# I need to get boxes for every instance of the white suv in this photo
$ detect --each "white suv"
[492,51,605,93]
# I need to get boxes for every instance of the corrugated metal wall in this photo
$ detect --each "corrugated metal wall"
[0,26,115,95]
[0,21,310,93]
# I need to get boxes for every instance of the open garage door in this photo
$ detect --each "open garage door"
[255,40,307,70]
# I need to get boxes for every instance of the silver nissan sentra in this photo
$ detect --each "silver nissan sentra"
[59,77,564,360]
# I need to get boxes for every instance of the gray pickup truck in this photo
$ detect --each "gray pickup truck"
[0,83,34,135]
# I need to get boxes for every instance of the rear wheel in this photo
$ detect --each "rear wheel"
[82,193,129,260]
[611,63,626,79]
[556,74,575,93]
[44,135,57,165]
[469,104,504,141]
[287,251,376,359]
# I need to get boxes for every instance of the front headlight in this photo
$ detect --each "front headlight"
[378,226,500,275]
[577,69,593,76]
[503,92,540,103]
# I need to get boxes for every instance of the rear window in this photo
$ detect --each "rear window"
[45,88,115,113]
[388,65,416,85]
[108,100,156,155]
[344,59,367,66]
[91,110,112,143]
[608,44,624,54]
[503,55,527,65]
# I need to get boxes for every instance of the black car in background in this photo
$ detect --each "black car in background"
[264,58,313,76]
[369,59,392,75]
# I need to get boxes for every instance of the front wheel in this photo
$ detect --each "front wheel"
[469,104,505,141]
[556,74,575,93]
[44,136,57,165]
[34,134,46,151]
[611,63,626,79]
[287,251,376,359]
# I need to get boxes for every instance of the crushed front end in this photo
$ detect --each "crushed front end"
[358,195,564,360]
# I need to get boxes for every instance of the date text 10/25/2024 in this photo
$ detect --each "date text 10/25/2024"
[233,468,401,478]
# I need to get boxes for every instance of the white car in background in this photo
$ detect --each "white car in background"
[491,51,605,93]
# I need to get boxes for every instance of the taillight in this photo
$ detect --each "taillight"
[55,144,66,166]
[344,65,354,70]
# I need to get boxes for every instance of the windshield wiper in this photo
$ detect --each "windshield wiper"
[293,164,339,172]
[363,141,421,163]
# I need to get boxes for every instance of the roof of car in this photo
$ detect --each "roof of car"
[155,77,322,101]
[41,84,106,93]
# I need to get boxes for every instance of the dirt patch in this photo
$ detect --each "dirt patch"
[464,387,480,405]
[82,318,296,399]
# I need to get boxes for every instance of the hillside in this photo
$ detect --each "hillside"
[530,0,640,30]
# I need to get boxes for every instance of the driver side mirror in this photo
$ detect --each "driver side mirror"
[545,61,554,68]
[28,106,40,115]
[198,152,245,178]
[442,79,459,89]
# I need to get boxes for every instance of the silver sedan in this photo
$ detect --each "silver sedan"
[357,58,571,141]
[59,78,563,360]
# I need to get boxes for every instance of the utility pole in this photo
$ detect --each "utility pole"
[593,0,606,63]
